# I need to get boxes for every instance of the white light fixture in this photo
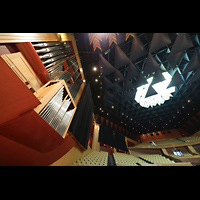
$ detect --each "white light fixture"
[135,72,175,108]
[93,67,97,71]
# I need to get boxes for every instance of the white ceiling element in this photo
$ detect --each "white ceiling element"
[135,72,175,108]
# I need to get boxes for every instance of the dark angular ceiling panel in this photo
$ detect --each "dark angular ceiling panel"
[133,74,148,88]
[102,76,114,90]
[113,82,123,94]
[186,68,200,85]
[167,51,184,70]
[149,33,171,53]
[123,79,134,91]
[99,54,115,77]
[114,45,131,69]
[129,35,147,61]
[126,62,140,79]
[113,69,124,83]
[183,50,200,74]
[167,70,184,88]
[151,70,166,85]
[168,33,193,57]
[143,53,160,76]
[145,85,158,98]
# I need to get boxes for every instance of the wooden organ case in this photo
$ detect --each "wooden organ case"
[0,38,85,165]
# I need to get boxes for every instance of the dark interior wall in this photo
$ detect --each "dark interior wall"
[69,83,94,149]
[98,124,128,152]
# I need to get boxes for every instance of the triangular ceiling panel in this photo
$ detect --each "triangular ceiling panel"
[183,50,200,74]
[133,74,148,88]
[167,51,184,70]
[143,53,160,76]
[115,45,131,69]
[149,33,171,53]
[186,68,200,85]
[102,76,114,90]
[167,70,184,88]
[168,33,193,57]
[123,79,134,90]
[126,62,140,79]
[113,69,124,82]
[104,99,114,108]
[130,35,147,61]
[145,85,157,98]
[113,82,123,94]
[151,70,166,85]
[99,54,116,77]
[104,90,114,102]
[121,91,132,103]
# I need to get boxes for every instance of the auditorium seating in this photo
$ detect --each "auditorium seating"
[72,151,108,166]
[139,154,176,163]
[135,135,200,148]
[180,136,200,142]
[113,152,147,166]
[170,153,193,157]
[154,139,183,146]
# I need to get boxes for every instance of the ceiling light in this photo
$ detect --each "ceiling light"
[93,67,97,71]
[98,96,100,98]
[188,99,191,102]
[134,72,175,108]
[95,79,98,82]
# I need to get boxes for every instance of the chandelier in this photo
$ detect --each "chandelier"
[134,72,175,108]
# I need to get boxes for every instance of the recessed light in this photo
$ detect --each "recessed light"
[111,106,114,108]
[93,67,97,71]
[98,96,100,98]
[188,99,191,102]
[95,79,98,82]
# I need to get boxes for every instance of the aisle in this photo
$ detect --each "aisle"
[107,155,116,166]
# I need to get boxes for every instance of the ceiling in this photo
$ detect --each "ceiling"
[74,33,200,136]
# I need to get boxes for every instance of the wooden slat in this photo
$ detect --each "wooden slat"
[0,33,59,43]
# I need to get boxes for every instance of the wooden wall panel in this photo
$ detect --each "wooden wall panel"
[0,57,40,124]
[0,33,60,43]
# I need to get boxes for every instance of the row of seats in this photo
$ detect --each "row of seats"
[170,153,193,157]
[72,151,108,166]
[139,154,175,163]
[113,152,147,166]
[180,136,200,142]
[154,139,183,146]
[135,136,200,148]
